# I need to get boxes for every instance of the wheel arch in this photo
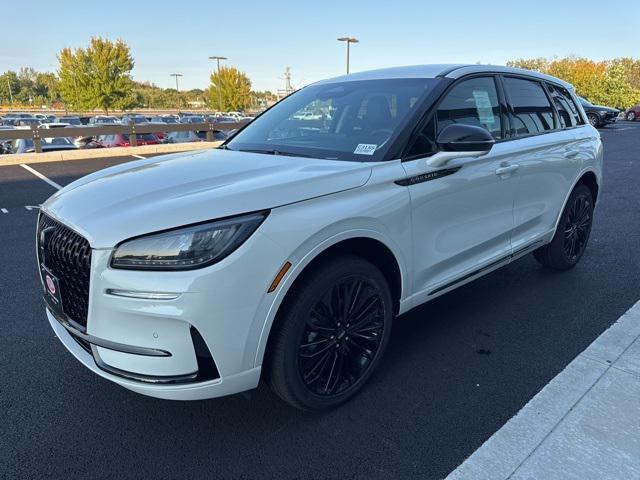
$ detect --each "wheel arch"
[253,230,408,368]
[553,168,601,233]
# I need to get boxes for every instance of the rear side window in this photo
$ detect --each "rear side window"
[546,83,583,128]
[504,77,555,136]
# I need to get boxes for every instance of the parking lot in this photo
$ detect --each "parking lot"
[2,122,640,479]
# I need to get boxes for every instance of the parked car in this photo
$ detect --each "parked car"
[33,113,50,123]
[180,115,206,124]
[624,104,640,121]
[89,115,119,125]
[98,132,160,147]
[163,130,227,143]
[57,116,83,126]
[578,97,619,127]
[0,126,13,154]
[14,137,77,153]
[120,114,149,125]
[37,64,602,411]
[150,115,179,124]
[163,130,205,143]
[3,113,35,126]
[74,136,104,149]
[13,118,42,129]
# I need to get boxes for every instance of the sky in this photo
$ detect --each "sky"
[1,0,638,92]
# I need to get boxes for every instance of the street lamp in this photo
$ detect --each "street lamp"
[337,37,359,74]
[6,77,13,106]
[208,56,227,73]
[208,56,227,111]
[170,73,183,92]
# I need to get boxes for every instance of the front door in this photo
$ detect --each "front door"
[401,76,516,304]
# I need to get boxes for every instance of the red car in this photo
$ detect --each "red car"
[98,133,160,147]
[625,105,640,121]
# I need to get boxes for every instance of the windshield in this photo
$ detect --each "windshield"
[227,78,439,161]
[579,97,593,107]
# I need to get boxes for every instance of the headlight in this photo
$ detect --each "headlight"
[599,110,610,115]
[110,211,268,270]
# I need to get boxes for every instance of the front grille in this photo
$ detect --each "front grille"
[38,214,92,329]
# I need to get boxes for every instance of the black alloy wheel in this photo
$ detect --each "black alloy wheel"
[534,184,594,270]
[266,255,393,411]
[297,277,386,396]
[563,193,592,262]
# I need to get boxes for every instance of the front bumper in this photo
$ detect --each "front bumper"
[47,308,262,400]
[42,206,290,399]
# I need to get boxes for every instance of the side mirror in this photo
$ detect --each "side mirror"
[436,124,495,153]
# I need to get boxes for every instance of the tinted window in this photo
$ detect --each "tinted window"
[547,83,583,128]
[406,76,502,158]
[504,77,555,136]
[227,78,439,161]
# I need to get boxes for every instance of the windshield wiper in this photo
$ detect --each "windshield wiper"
[237,148,318,159]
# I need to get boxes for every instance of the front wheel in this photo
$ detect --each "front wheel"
[587,114,600,127]
[265,255,393,411]
[534,184,594,270]
[627,111,636,122]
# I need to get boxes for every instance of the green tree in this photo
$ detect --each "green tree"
[207,66,252,111]
[57,37,135,113]
[0,71,19,104]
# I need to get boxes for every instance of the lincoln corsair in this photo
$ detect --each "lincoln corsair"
[38,64,602,411]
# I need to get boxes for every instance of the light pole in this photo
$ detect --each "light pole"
[6,77,13,106]
[170,73,183,109]
[71,71,80,113]
[337,37,359,74]
[170,73,183,92]
[208,56,227,111]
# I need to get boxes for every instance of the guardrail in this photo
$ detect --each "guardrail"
[0,121,248,153]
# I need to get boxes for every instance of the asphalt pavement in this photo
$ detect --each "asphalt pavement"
[1,123,639,479]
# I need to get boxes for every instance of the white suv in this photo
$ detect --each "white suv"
[39,65,602,411]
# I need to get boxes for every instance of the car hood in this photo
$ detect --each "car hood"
[42,148,372,248]
[591,105,619,113]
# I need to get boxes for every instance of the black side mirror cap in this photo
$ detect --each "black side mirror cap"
[436,124,495,153]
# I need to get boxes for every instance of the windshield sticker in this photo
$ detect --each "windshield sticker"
[354,144,377,155]
[472,90,495,125]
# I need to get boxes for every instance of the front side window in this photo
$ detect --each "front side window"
[504,77,555,136]
[547,83,583,128]
[406,76,502,158]
[227,78,439,161]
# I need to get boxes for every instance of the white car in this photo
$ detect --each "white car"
[39,64,602,411]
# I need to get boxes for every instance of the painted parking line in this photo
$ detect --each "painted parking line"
[19,164,62,190]
[447,299,640,479]
[132,154,146,159]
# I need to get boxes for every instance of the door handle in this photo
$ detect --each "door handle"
[564,151,579,159]
[495,164,519,176]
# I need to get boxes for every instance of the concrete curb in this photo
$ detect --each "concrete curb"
[447,299,640,480]
[0,141,222,166]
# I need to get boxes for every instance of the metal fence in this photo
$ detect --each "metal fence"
[0,121,248,153]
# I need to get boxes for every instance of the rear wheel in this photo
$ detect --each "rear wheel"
[587,113,599,127]
[266,255,393,411]
[627,111,636,122]
[534,184,594,270]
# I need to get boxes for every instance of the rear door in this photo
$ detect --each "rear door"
[500,76,581,251]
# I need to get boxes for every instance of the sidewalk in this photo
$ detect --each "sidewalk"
[448,300,640,480]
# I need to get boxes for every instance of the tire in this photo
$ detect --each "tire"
[627,111,636,122]
[587,113,600,128]
[265,254,393,411]
[534,184,594,270]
